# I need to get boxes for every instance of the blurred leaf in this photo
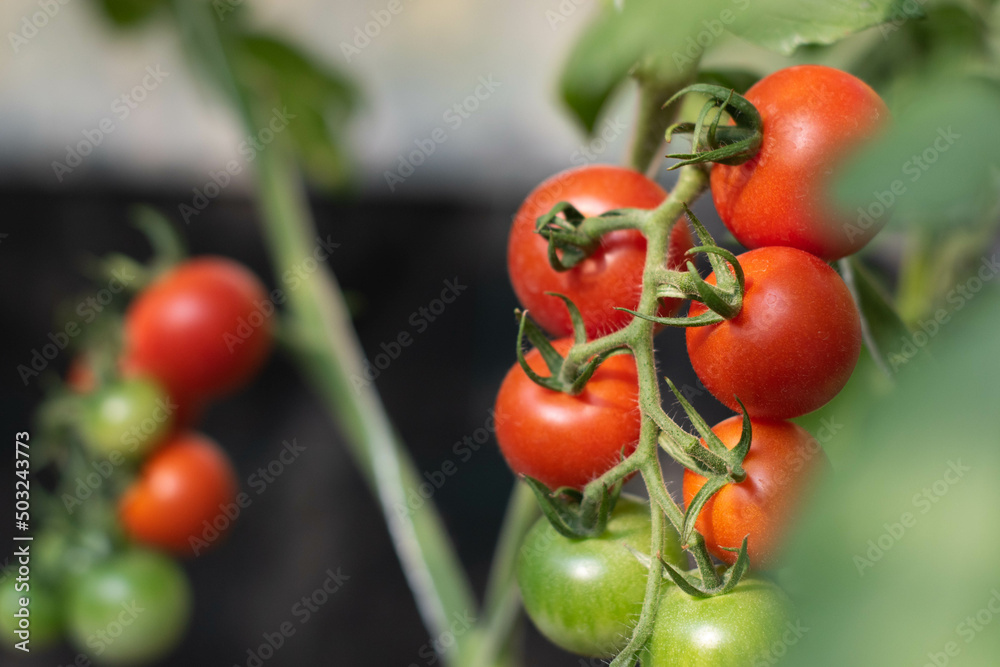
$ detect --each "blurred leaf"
[732,0,920,56]
[233,33,358,189]
[93,0,167,26]
[559,0,725,133]
[833,77,1000,229]
[840,257,910,377]
[852,4,992,97]
[784,285,1000,666]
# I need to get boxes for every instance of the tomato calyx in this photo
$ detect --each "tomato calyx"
[662,83,763,169]
[514,305,630,395]
[621,207,745,325]
[523,473,626,538]
[535,201,648,271]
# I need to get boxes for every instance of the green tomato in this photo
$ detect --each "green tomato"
[516,495,685,657]
[642,575,797,666]
[0,576,64,650]
[67,550,191,665]
[79,378,174,460]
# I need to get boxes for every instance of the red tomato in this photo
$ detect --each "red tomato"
[683,416,829,569]
[120,432,238,556]
[122,257,273,402]
[494,338,640,489]
[711,65,889,261]
[508,165,692,338]
[66,355,98,393]
[686,246,861,420]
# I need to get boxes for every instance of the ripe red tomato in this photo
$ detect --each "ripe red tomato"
[122,257,273,403]
[686,246,861,420]
[683,416,829,569]
[119,432,238,556]
[508,165,692,338]
[711,65,889,261]
[494,338,640,489]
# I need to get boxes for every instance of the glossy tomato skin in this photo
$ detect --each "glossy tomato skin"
[686,246,861,420]
[0,578,63,650]
[508,165,692,338]
[122,257,273,403]
[516,496,684,657]
[711,65,889,261]
[119,432,238,556]
[79,377,174,460]
[495,338,640,490]
[684,416,829,569]
[67,550,191,665]
[642,575,796,666]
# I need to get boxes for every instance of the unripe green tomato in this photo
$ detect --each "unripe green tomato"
[641,575,797,666]
[0,576,64,650]
[79,377,174,460]
[67,549,191,665]
[515,496,685,657]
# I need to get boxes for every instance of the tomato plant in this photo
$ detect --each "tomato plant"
[684,416,829,569]
[516,496,684,657]
[687,246,862,420]
[119,432,238,556]
[494,337,640,490]
[67,550,191,665]
[508,165,692,338]
[641,575,796,666]
[78,377,174,460]
[711,65,889,261]
[122,256,273,403]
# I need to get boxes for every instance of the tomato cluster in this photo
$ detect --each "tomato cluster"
[3,256,273,663]
[497,65,886,661]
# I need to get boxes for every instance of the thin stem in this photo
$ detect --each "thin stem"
[473,481,539,667]
[170,2,481,663]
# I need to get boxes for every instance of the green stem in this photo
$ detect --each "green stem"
[473,481,539,667]
[170,2,481,663]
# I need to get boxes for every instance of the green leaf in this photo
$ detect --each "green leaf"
[783,287,1000,666]
[832,77,1000,230]
[839,257,910,378]
[233,33,358,189]
[94,0,167,26]
[731,0,921,56]
[558,0,723,133]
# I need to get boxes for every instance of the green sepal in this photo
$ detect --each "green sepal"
[657,432,716,477]
[659,537,750,597]
[663,83,763,169]
[513,311,564,392]
[681,475,729,546]
[619,307,725,328]
[665,378,730,461]
[545,292,588,345]
[523,475,622,539]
